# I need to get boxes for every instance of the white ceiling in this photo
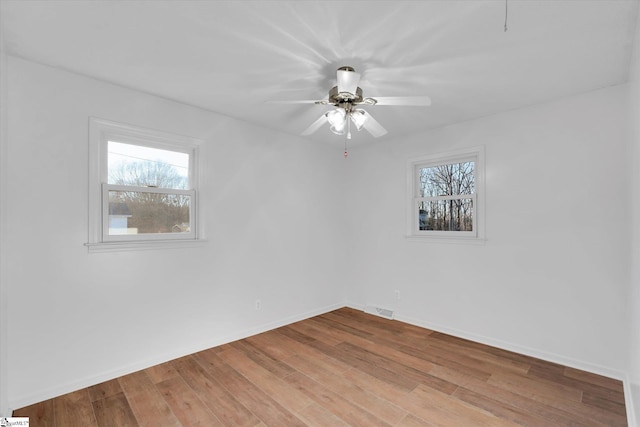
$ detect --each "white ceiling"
[1,0,638,145]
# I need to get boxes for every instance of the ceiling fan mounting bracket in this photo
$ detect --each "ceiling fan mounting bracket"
[337,65,355,72]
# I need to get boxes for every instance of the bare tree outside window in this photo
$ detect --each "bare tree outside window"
[417,161,475,231]
[108,158,188,190]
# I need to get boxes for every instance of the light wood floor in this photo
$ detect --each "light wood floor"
[14,307,627,426]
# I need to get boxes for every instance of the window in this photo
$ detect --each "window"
[407,146,485,240]
[88,118,204,251]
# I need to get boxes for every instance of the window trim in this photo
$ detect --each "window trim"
[406,146,485,242]
[87,117,205,252]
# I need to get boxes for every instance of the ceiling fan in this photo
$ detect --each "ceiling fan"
[277,66,431,140]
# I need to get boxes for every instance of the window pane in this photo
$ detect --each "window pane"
[108,141,189,189]
[108,190,191,235]
[418,199,473,231]
[418,161,474,197]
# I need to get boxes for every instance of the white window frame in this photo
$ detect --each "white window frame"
[406,146,485,242]
[87,117,205,252]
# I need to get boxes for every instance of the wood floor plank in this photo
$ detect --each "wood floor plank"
[295,402,352,426]
[428,331,545,371]
[565,367,625,392]
[286,317,347,346]
[315,325,439,381]
[324,307,417,336]
[245,330,298,360]
[320,311,526,381]
[171,355,259,427]
[88,379,123,402]
[192,350,307,426]
[216,345,315,413]
[406,384,519,427]
[308,315,376,341]
[229,339,296,379]
[452,385,552,427]
[144,361,181,384]
[410,337,528,379]
[155,376,224,426]
[276,324,318,345]
[91,392,139,427]
[252,329,351,373]
[12,307,628,426]
[581,391,628,418]
[318,311,433,354]
[389,338,494,382]
[459,372,621,426]
[409,334,533,376]
[267,329,354,375]
[53,389,99,427]
[529,363,626,405]
[283,353,409,425]
[426,362,497,391]
[117,370,181,427]
[336,341,458,395]
[12,399,56,427]
[340,366,415,405]
[487,371,584,403]
[284,371,392,427]
[279,326,421,392]
[396,413,439,427]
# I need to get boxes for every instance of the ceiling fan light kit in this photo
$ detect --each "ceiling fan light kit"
[325,107,367,139]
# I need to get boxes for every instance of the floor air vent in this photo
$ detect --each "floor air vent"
[364,305,395,320]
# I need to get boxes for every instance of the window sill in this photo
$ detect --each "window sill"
[404,234,487,245]
[85,239,208,253]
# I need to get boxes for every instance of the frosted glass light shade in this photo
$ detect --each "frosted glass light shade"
[326,109,346,135]
[350,109,367,131]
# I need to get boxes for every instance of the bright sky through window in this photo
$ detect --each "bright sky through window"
[108,141,189,180]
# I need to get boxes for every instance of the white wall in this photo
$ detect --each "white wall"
[344,84,630,377]
[627,4,640,425]
[4,56,348,409]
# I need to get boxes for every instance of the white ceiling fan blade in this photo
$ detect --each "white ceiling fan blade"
[337,69,360,94]
[267,99,324,104]
[361,111,388,138]
[301,114,328,136]
[368,96,431,106]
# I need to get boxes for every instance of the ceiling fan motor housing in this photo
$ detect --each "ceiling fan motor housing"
[329,86,363,107]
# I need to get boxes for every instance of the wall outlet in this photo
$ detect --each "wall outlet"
[394,290,400,300]
[255,299,262,310]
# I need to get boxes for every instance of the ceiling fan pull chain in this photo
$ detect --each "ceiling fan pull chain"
[504,0,508,32]
[344,137,349,158]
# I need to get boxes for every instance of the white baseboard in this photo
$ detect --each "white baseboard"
[8,302,344,411]
[623,375,638,427]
